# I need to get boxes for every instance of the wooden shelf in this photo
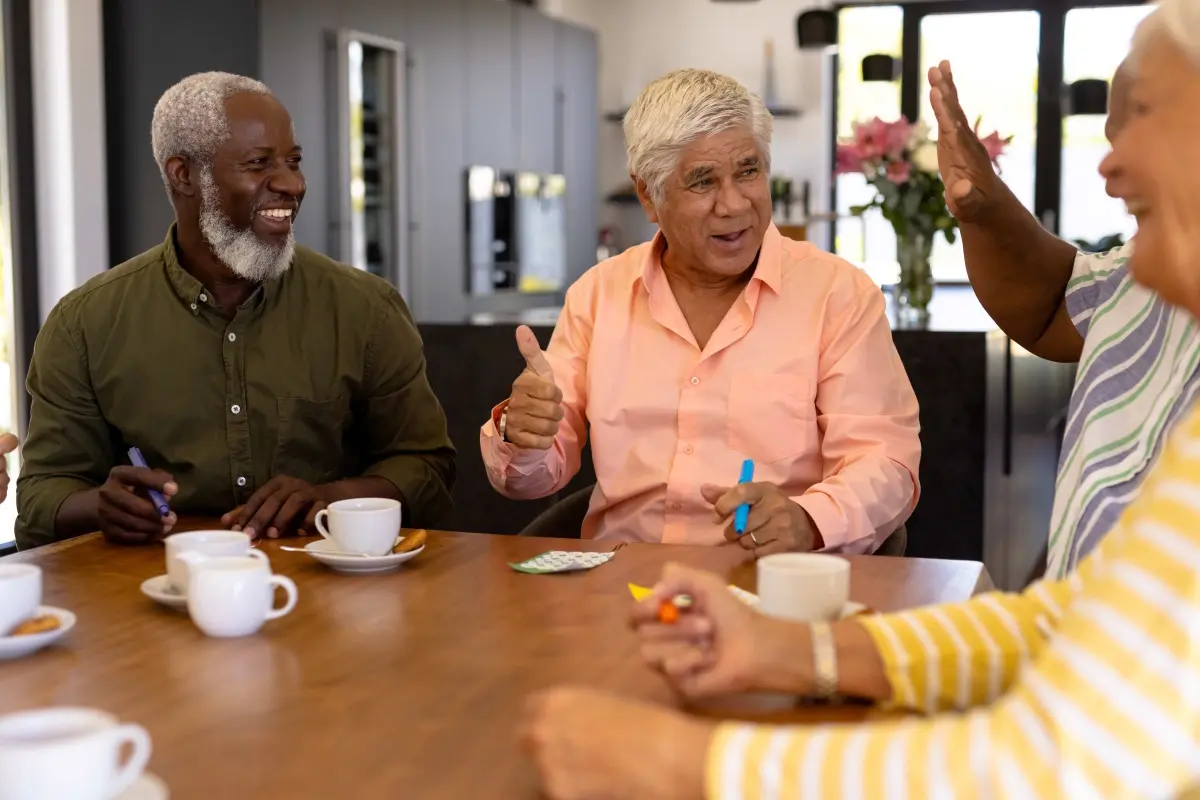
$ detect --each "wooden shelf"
[604,105,802,123]
[605,191,640,206]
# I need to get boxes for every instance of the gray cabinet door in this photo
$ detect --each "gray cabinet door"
[516,6,557,174]
[465,0,516,169]
[408,0,470,321]
[556,21,599,282]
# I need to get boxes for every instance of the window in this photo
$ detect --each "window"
[0,6,20,548]
[1059,4,1153,248]
[832,0,1147,286]
[834,6,903,285]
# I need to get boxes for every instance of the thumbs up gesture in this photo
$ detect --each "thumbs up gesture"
[503,325,565,450]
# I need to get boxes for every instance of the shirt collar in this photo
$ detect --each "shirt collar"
[161,223,277,316]
[636,222,784,295]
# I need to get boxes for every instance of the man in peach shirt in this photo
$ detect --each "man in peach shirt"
[481,69,920,555]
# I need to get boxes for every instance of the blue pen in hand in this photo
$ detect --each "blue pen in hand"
[733,458,755,535]
[127,446,171,517]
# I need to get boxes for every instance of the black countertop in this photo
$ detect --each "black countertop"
[454,284,998,334]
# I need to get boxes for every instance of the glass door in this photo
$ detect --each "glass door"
[0,6,19,549]
[1059,4,1154,250]
[834,5,903,285]
[330,31,411,299]
[832,0,1149,288]
[915,10,1041,283]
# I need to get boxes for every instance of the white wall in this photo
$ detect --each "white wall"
[31,0,109,321]
[546,0,832,248]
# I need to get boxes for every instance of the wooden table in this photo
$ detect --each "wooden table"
[0,529,993,798]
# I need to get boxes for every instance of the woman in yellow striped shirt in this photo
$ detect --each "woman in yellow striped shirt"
[519,3,1200,797]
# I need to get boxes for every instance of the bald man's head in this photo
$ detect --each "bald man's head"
[1106,59,1134,143]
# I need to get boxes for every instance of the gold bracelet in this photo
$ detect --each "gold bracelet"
[810,621,838,699]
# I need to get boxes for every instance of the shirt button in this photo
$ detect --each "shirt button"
[227,333,237,343]
[237,476,247,487]
[683,444,694,455]
[199,293,208,302]
[189,303,197,311]
[690,376,700,386]
[231,404,241,415]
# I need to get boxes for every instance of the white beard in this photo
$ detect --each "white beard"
[198,167,294,283]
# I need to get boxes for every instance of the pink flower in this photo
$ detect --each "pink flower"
[853,118,889,161]
[835,143,865,175]
[882,118,912,160]
[851,116,914,164]
[885,160,911,184]
[974,120,1011,166]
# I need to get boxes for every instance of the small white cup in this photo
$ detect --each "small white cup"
[186,556,298,638]
[0,564,41,637]
[314,498,401,556]
[0,706,151,800]
[756,553,850,622]
[165,530,267,595]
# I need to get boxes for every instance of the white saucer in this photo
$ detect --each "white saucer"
[119,772,169,800]
[727,586,869,618]
[301,539,424,574]
[0,606,76,660]
[140,575,188,611]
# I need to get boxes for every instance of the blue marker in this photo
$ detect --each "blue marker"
[733,458,754,535]
[127,446,171,517]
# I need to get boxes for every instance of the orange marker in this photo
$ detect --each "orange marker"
[657,594,693,624]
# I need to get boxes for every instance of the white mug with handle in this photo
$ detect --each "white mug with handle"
[314,498,401,556]
[165,530,268,595]
[183,555,298,638]
[0,706,151,800]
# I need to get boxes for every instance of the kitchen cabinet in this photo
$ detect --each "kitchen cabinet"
[465,0,516,168]
[555,20,599,282]
[516,6,557,174]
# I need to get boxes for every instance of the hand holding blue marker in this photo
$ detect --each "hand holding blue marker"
[733,458,754,535]
[127,446,171,517]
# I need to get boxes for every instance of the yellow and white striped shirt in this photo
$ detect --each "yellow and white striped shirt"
[707,404,1200,799]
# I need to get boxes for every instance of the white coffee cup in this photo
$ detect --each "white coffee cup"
[314,498,401,556]
[165,530,267,595]
[0,706,151,800]
[185,556,298,638]
[0,564,41,637]
[756,553,850,622]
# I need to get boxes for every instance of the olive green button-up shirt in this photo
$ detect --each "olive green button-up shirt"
[16,228,456,549]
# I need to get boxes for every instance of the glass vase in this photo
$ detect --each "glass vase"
[895,231,934,327]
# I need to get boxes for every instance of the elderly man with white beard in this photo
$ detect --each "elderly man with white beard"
[14,72,455,550]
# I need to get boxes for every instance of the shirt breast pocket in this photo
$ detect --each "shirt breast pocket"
[273,396,352,484]
[726,373,816,464]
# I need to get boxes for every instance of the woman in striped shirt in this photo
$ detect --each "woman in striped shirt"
[519,3,1200,797]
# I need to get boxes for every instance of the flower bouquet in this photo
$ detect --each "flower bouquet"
[836,116,1008,323]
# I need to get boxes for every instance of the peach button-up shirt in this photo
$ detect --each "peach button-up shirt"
[480,225,920,552]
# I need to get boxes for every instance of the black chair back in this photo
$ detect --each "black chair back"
[518,485,593,538]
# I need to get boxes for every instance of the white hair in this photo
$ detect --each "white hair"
[151,71,272,197]
[623,69,772,205]
[1131,0,1200,72]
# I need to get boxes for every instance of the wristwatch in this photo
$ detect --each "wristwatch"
[497,403,510,443]
[809,621,838,699]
